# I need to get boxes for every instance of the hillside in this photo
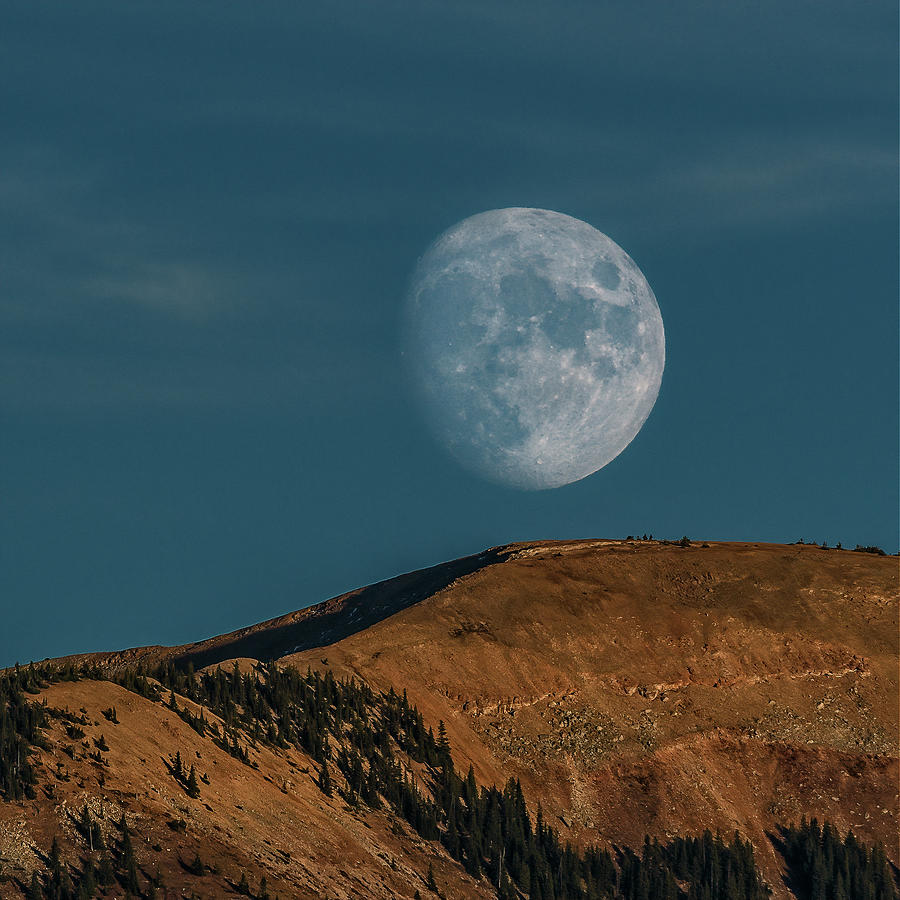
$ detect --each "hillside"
[1,539,897,898]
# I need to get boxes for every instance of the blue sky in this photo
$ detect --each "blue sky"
[1,1,896,666]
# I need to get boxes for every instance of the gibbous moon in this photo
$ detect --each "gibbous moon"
[404,208,665,490]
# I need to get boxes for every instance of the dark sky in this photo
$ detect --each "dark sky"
[2,1,896,667]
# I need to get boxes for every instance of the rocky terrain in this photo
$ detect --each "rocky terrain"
[1,539,897,898]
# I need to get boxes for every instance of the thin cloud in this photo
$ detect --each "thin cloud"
[657,139,896,229]
[87,261,233,320]
[0,148,239,324]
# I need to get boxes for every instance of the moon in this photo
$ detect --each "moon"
[404,208,665,490]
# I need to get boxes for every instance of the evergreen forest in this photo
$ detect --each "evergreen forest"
[0,663,896,900]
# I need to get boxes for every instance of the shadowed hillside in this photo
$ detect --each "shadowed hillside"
[63,545,515,674]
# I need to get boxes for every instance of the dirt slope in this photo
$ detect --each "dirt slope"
[278,540,899,894]
[0,677,489,899]
[3,539,898,898]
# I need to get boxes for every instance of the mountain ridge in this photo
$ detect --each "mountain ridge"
[2,538,896,898]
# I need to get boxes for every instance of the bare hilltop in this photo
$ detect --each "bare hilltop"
[1,539,897,898]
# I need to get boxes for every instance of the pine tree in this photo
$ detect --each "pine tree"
[48,835,62,881]
[122,826,140,894]
[78,859,97,899]
[318,760,332,797]
[529,864,543,900]
[78,803,92,848]
[436,720,451,758]
[97,852,115,886]
[186,764,200,798]
[26,871,42,900]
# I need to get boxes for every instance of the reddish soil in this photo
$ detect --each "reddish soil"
[2,540,897,898]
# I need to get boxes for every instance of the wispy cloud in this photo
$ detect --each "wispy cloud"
[662,140,897,226]
[87,261,234,320]
[0,146,392,415]
[0,147,238,324]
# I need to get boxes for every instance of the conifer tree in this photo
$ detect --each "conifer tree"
[122,826,140,894]
[26,871,42,900]
[318,760,332,797]
[48,835,61,874]
[97,852,115,886]
[78,859,97,899]
[186,763,200,798]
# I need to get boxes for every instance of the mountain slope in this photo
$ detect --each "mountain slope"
[4,539,898,898]
[275,540,898,892]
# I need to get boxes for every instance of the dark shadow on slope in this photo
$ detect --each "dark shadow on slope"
[170,545,514,670]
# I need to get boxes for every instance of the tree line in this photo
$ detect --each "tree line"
[779,817,896,900]
[0,661,896,899]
